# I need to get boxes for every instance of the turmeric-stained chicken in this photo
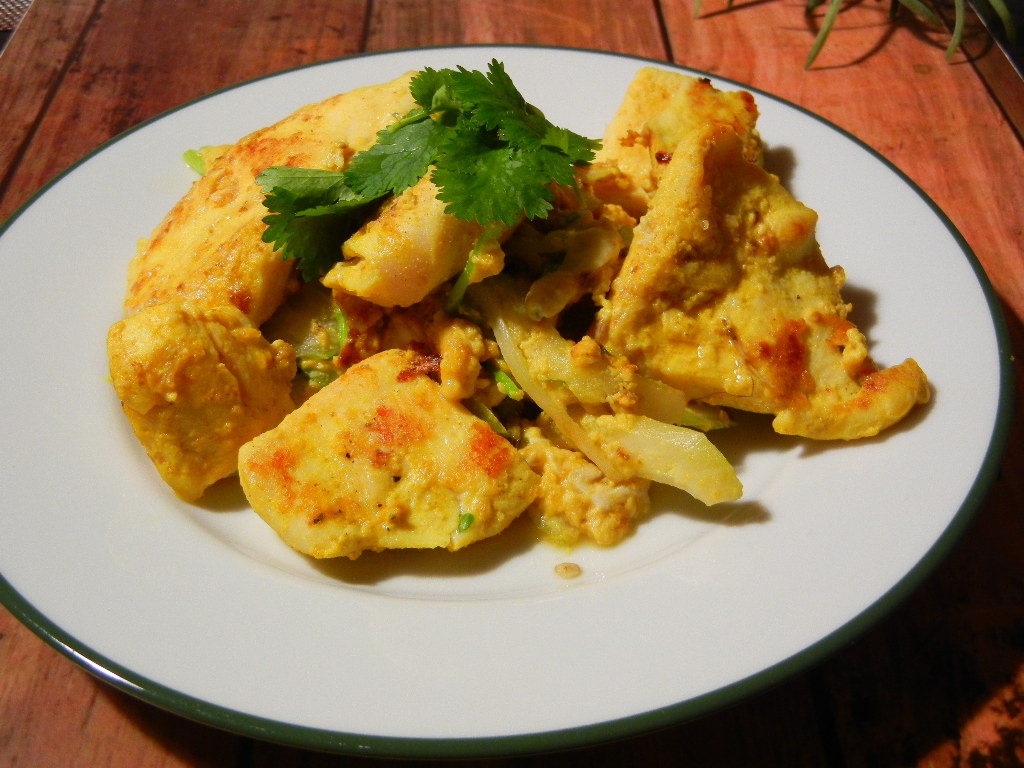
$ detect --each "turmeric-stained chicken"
[594,73,929,440]
[595,67,763,205]
[238,349,538,559]
[107,301,295,501]
[322,175,489,308]
[109,75,419,500]
[124,72,417,325]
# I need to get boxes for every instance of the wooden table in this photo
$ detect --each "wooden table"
[2,1,1022,765]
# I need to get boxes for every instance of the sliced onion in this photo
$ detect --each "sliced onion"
[488,309,627,481]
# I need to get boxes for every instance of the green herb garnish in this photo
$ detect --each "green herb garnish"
[183,148,208,176]
[256,59,601,283]
[257,167,382,282]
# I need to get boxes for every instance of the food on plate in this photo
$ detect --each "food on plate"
[321,174,489,308]
[121,73,416,325]
[106,61,930,559]
[238,348,539,559]
[593,118,929,440]
[595,67,763,200]
[107,301,295,501]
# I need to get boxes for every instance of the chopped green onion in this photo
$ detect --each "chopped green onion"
[183,148,208,176]
[463,398,510,438]
[493,369,524,401]
[445,223,505,314]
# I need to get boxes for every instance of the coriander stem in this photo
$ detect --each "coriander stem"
[445,222,505,314]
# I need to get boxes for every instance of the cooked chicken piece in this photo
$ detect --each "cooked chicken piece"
[237,348,539,559]
[575,162,650,221]
[596,67,762,201]
[322,174,486,308]
[107,301,296,501]
[594,124,929,440]
[124,72,418,325]
[520,424,651,547]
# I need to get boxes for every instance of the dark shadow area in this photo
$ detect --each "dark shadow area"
[762,144,797,189]
[695,0,789,21]
[802,4,901,70]
[649,478,772,526]
[95,683,244,767]
[195,475,250,513]
[803,0,1010,71]
[841,281,878,340]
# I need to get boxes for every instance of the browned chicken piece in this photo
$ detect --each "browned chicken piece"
[594,123,929,440]
[237,348,539,559]
[107,301,296,501]
[595,67,762,203]
[322,174,486,308]
[123,72,417,325]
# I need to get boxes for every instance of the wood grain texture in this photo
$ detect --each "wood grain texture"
[0,0,371,222]
[364,0,668,56]
[1,0,1022,765]
[0,0,100,217]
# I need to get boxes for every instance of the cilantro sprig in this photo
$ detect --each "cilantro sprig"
[257,167,379,281]
[257,59,600,283]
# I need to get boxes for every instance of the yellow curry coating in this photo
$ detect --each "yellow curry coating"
[520,423,651,548]
[107,65,931,557]
[107,301,296,501]
[238,348,539,559]
[124,73,417,325]
[323,174,486,308]
[596,66,762,201]
[595,121,929,439]
[110,75,420,502]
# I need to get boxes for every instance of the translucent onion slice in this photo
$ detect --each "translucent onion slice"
[487,308,625,481]
[579,413,742,506]
[475,280,742,505]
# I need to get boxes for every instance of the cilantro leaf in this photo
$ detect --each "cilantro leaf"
[257,167,376,281]
[447,62,528,133]
[432,140,557,226]
[343,118,442,199]
[409,67,455,115]
[256,60,602,286]
[257,166,352,201]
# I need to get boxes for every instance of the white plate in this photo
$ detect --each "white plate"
[0,46,1012,757]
